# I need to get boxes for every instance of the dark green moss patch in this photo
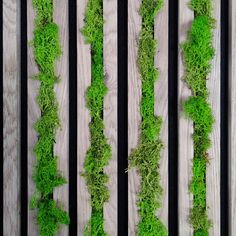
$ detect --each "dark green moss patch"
[30,0,69,235]
[129,1,167,235]
[181,0,215,235]
[82,0,112,235]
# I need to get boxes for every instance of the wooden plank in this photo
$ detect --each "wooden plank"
[3,0,21,235]
[103,0,118,234]
[206,0,221,235]
[128,0,142,235]
[154,1,168,228]
[178,0,194,235]
[77,0,92,234]
[53,0,69,235]
[27,0,40,234]
[229,0,236,234]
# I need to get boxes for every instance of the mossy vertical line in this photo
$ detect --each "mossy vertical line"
[181,0,215,235]
[82,0,112,235]
[129,1,167,235]
[30,0,69,235]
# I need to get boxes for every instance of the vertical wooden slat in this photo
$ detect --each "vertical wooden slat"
[53,0,69,235]
[103,0,118,234]
[128,0,142,235]
[206,0,221,235]
[178,0,194,235]
[229,0,236,234]
[27,0,40,234]
[3,0,21,235]
[77,0,91,234]
[154,1,169,228]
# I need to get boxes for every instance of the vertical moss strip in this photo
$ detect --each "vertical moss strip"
[181,0,215,235]
[82,0,112,235]
[30,0,69,235]
[129,1,167,235]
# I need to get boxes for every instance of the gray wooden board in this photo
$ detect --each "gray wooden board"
[229,0,236,235]
[3,0,21,235]
[128,0,142,235]
[77,0,92,234]
[178,0,194,235]
[206,0,221,235]
[53,0,69,235]
[103,0,118,234]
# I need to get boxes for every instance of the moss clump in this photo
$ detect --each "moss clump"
[81,0,112,235]
[30,0,69,235]
[129,1,167,235]
[181,0,215,235]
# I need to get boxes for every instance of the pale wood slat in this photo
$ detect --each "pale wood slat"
[178,0,194,235]
[206,0,221,235]
[229,0,236,235]
[77,0,92,234]
[53,0,69,235]
[3,0,21,235]
[128,0,142,235]
[103,0,118,234]
[155,1,169,228]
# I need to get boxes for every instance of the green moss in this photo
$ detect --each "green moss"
[82,0,112,235]
[31,0,69,235]
[129,1,167,235]
[181,0,215,235]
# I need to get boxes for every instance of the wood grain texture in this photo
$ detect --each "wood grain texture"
[53,1,69,235]
[178,1,194,235]
[103,0,118,234]
[3,0,21,235]
[77,0,92,234]
[154,1,168,228]
[27,0,40,235]
[229,0,236,234]
[206,0,221,235]
[128,0,142,235]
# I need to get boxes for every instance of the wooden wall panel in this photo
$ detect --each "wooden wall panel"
[3,0,21,235]
[77,0,91,234]
[206,0,221,235]
[128,0,142,235]
[178,1,194,235]
[54,0,69,235]
[229,0,236,235]
[103,0,118,235]
[155,1,169,228]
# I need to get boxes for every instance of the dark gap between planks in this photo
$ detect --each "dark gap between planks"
[20,0,28,234]
[168,0,179,235]
[118,0,128,235]
[220,0,229,235]
[69,0,78,235]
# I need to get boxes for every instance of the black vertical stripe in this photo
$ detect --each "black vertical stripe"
[168,0,179,235]
[220,0,229,235]
[118,0,128,235]
[0,0,3,234]
[69,0,77,235]
[20,0,28,235]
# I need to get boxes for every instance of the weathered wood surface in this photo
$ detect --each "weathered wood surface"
[77,0,91,234]
[54,0,69,235]
[229,0,236,235]
[128,0,141,234]
[206,0,221,235]
[3,0,21,235]
[103,0,118,235]
[155,1,168,228]
[27,0,40,234]
[178,1,194,235]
